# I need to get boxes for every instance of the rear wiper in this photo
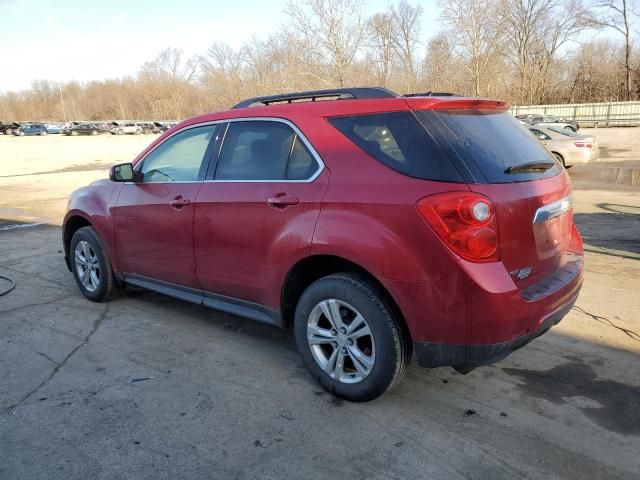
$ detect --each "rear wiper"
[504,161,555,174]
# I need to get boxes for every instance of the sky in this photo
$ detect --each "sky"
[0,0,439,93]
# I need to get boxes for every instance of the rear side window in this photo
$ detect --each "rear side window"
[415,110,562,183]
[328,112,463,182]
[215,121,319,181]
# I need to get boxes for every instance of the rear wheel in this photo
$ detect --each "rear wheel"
[564,126,576,132]
[553,152,565,167]
[294,273,410,402]
[70,226,120,302]
[91,130,98,135]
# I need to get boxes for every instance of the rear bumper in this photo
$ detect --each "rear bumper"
[414,290,579,368]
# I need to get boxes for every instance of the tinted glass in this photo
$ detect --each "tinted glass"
[416,110,561,183]
[139,125,217,182]
[286,136,318,180]
[215,121,296,180]
[328,112,463,182]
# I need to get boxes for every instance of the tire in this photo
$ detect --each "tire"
[553,152,565,167]
[294,273,410,402]
[91,130,98,135]
[41,131,47,136]
[70,226,121,302]
[71,130,78,136]
[564,126,576,132]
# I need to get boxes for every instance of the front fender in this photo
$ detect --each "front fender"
[63,180,122,271]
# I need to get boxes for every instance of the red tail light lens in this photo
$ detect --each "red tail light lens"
[416,192,500,262]
[574,141,592,148]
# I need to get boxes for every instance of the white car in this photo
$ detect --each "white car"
[516,114,580,132]
[112,122,143,135]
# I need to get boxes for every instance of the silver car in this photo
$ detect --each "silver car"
[517,114,579,132]
[527,125,599,167]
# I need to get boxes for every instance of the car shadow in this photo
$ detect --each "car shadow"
[573,203,640,259]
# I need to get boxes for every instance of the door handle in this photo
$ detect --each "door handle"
[267,193,299,209]
[169,195,191,210]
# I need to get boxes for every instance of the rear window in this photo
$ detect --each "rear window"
[328,112,463,182]
[415,110,562,183]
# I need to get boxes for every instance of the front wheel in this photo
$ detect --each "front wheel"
[70,226,120,302]
[294,273,411,402]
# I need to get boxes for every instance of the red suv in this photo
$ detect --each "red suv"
[63,88,584,401]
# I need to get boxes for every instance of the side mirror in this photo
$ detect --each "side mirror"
[109,163,135,182]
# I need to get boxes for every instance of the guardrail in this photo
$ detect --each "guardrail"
[511,101,640,127]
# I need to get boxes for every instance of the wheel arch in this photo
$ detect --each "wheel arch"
[280,254,412,344]
[63,214,93,269]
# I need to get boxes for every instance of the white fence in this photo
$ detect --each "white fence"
[511,101,640,127]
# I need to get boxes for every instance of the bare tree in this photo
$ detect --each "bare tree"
[591,0,635,100]
[390,1,423,91]
[504,0,595,104]
[368,12,397,87]
[285,0,367,87]
[440,0,505,96]
[422,33,456,91]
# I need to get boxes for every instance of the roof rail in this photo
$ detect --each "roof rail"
[404,91,459,97]
[232,87,399,109]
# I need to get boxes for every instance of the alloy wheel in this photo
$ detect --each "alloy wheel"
[74,240,100,292]
[307,299,376,384]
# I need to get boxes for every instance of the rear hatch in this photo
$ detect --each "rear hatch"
[409,100,573,288]
[327,98,576,289]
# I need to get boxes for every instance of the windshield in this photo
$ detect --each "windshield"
[549,126,580,137]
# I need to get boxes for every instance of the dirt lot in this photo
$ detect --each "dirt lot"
[0,131,639,479]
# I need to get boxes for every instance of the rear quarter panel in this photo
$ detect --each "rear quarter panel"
[302,114,473,343]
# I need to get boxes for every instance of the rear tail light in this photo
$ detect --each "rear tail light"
[416,192,500,262]
[574,141,592,148]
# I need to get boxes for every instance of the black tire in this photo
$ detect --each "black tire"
[294,273,411,402]
[70,226,121,302]
[553,152,565,167]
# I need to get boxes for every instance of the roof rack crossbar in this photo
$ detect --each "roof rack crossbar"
[232,87,399,109]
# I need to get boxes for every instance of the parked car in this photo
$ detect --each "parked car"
[112,122,143,135]
[527,125,598,166]
[63,87,584,401]
[63,123,101,136]
[15,124,48,136]
[0,122,21,135]
[136,122,160,134]
[153,121,172,133]
[516,114,580,132]
[91,122,116,134]
[44,123,65,134]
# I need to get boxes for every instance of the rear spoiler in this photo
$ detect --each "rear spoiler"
[406,97,510,113]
